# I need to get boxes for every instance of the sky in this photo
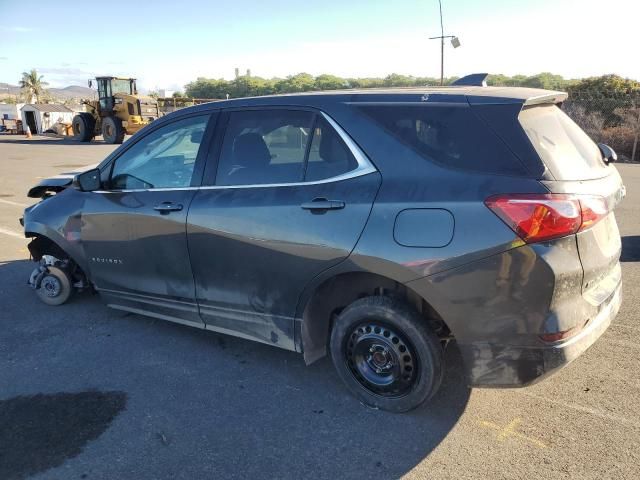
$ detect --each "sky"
[0,0,638,92]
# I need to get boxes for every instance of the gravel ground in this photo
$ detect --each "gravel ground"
[0,134,638,480]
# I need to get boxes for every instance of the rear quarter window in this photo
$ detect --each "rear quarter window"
[519,105,608,181]
[356,105,528,176]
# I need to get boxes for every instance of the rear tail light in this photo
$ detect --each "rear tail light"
[485,193,608,244]
[578,195,609,230]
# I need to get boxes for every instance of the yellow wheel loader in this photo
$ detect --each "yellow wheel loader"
[72,77,159,144]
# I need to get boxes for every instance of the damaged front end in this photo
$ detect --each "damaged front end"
[27,175,74,199]
[22,171,95,306]
[26,164,97,199]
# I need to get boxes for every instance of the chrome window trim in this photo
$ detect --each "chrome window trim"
[95,111,376,193]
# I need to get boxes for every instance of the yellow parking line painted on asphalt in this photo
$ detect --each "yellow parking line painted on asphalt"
[0,227,24,239]
[496,417,522,441]
[0,198,28,207]
[478,417,548,449]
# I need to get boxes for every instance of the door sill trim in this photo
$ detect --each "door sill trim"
[108,304,205,329]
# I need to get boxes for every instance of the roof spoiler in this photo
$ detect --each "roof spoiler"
[523,92,568,106]
[451,73,489,87]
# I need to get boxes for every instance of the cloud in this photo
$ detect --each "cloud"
[35,66,94,87]
[37,67,91,76]
[5,26,34,33]
[0,56,7,61]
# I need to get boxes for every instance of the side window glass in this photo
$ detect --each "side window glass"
[357,105,526,175]
[110,115,208,190]
[305,117,358,181]
[216,110,314,186]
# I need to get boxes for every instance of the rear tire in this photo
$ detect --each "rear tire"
[72,113,95,142]
[35,266,73,306]
[101,116,125,144]
[330,296,444,412]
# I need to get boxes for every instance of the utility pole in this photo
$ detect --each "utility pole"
[439,0,444,85]
[429,0,460,86]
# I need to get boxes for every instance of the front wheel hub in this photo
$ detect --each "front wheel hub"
[41,275,62,298]
[345,322,418,397]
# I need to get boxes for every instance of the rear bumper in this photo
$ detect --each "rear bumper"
[458,283,622,387]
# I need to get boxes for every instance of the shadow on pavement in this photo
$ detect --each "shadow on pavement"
[621,235,640,262]
[0,259,470,479]
[0,391,127,480]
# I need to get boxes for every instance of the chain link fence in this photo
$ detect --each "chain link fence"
[563,93,640,162]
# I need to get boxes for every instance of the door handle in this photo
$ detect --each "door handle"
[301,198,345,211]
[154,202,183,213]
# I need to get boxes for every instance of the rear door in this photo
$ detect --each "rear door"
[519,105,624,302]
[186,108,381,349]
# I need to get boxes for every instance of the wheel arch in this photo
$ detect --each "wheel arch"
[25,228,89,279]
[297,270,451,365]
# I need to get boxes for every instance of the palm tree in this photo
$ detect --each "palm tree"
[19,69,48,103]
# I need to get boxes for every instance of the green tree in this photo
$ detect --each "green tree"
[568,75,640,97]
[520,72,568,90]
[486,74,515,86]
[19,69,48,103]
[314,74,345,91]
[347,77,384,89]
[274,73,315,93]
[182,72,640,100]
[566,75,640,127]
[229,76,277,98]
[383,73,414,87]
[185,77,230,99]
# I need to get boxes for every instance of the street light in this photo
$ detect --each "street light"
[429,0,460,86]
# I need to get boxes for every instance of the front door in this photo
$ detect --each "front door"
[81,113,213,326]
[187,109,381,348]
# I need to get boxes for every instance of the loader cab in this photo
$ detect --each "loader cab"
[92,77,137,114]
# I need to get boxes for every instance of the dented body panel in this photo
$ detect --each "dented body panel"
[22,86,623,390]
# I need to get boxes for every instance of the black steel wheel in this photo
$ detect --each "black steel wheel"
[330,296,444,412]
[101,116,125,144]
[35,266,73,306]
[345,321,419,398]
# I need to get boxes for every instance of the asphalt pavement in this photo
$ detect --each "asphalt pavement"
[0,135,638,479]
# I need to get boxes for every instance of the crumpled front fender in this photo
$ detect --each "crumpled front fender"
[23,189,88,274]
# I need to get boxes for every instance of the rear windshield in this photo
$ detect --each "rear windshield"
[519,105,607,181]
[356,105,528,176]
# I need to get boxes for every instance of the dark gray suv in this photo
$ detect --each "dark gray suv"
[22,76,624,412]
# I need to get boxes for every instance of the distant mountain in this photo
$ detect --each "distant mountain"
[55,85,94,97]
[0,82,21,95]
[0,83,94,100]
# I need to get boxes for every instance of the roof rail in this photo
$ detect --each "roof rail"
[451,73,489,87]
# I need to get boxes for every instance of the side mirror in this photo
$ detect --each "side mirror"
[88,79,93,88]
[598,143,617,165]
[74,168,101,192]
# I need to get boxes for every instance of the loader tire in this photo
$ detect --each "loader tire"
[102,116,125,144]
[72,113,95,142]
